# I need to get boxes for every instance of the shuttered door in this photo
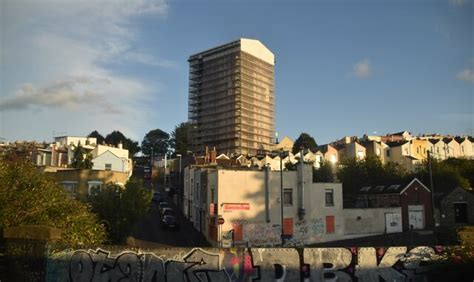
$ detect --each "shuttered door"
[283,218,294,236]
[326,216,335,233]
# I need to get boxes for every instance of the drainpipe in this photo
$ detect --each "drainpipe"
[265,164,270,223]
[298,148,306,221]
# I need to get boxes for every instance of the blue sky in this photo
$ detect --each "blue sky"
[1,0,473,145]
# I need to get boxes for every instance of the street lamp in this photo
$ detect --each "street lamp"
[177,154,182,209]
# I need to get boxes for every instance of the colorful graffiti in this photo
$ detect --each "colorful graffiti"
[44,246,446,281]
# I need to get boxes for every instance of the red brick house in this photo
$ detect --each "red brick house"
[356,178,434,231]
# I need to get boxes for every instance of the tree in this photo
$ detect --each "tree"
[337,156,407,195]
[313,160,334,182]
[0,158,106,245]
[89,181,152,244]
[412,158,470,193]
[292,133,318,154]
[105,130,140,157]
[141,128,170,157]
[170,122,189,156]
[88,130,105,145]
[71,143,93,169]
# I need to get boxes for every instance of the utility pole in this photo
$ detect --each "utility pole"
[428,150,437,237]
[280,149,284,247]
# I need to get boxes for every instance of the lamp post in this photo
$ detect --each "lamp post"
[177,154,182,209]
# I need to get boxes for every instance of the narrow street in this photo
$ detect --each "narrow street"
[127,166,210,248]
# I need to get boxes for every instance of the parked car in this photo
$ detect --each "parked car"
[161,215,179,230]
[152,192,162,203]
[158,201,169,213]
[161,207,176,217]
[161,207,176,216]
[144,166,151,179]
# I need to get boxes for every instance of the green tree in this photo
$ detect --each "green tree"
[412,158,470,193]
[313,160,334,182]
[89,181,152,244]
[292,133,318,154]
[0,158,106,245]
[105,130,140,157]
[71,143,93,169]
[88,130,105,145]
[170,122,189,156]
[337,156,408,194]
[337,157,368,194]
[141,128,170,157]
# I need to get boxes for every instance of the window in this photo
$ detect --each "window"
[386,150,390,157]
[325,189,334,206]
[105,163,112,170]
[283,189,293,205]
[62,181,78,198]
[88,181,103,196]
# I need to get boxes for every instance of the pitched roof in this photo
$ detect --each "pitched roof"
[429,138,441,144]
[385,140,409,147]
[358,178,430,195]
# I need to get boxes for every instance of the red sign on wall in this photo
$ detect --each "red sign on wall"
[223,203,250,212]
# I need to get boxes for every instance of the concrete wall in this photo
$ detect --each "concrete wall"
[43,245,449,282]
[2,226,467,282]
[343,208,402,235]
[209,165,346,247]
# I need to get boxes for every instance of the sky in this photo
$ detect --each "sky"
[1,0,473,145]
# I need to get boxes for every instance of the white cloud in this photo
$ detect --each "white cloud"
[450,0,470,6]
[1,0,169,141]
[456,69,474,83]
[352,59,373,79]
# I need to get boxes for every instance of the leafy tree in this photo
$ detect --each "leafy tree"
[71,143,93,169]
[88,130,105,145]
[442,158,474,188]
[337,156,407,195]
[89,181,152,244]
[141,128,170,157]
[412,158,470,193]
[0,158,106,245]
[105,130,140,157]
[170,122,189,156]
[292,133,318,154]
[313,160,334,182]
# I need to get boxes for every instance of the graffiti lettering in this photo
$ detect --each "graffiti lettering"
[53,246,446,281]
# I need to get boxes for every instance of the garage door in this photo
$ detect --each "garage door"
[385,213,402,233]
[408,205,425,230]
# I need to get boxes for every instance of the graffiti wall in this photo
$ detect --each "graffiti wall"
[45,245,450,281]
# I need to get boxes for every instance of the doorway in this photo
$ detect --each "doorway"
[454,203,468,223]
